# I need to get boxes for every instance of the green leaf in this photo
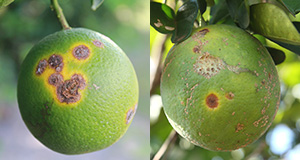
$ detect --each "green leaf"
[150,2,175,34]
[269,39,300,55]
[293,22,300,33]
[280,0,300,15]
[206,0,215,6]
[197,0,207,14]
[91,0,104,11]
[248,0,292,15]
[225,0,249,28]
[171,0,199,43]
[209,0,229,24]
[266,47,286,65]
[0,0,14,8]
[250,3,300,45]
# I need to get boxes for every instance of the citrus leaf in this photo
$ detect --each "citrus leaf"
[209,0,229,24]
[171,0,198,43]
[206,0,215,6]
[150,2,175,34]
[197,0,207,14]
[0,0,14,8]
[280,0,300,15]
[293,22,300,33]
[248,0,292,15]
[91,0,104,11]
[266,47,286,65]
[250,3,300,45]
[269,39,300,55]
[225,0,249,28]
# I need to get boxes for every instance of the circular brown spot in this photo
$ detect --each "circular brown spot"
[225,92,234,100]
[72,45,90,60]
[93,40,104,48]
[36,59,48,75]
[48,73,63,86]
[206,94,218,109]
[48,54,63,72]
[193,46,200,53]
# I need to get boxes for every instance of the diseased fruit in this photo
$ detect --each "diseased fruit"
[161,24,280,151]
[17,28,139,154]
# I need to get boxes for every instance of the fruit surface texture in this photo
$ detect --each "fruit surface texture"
[161,24,280,151]
[17,28,138,154]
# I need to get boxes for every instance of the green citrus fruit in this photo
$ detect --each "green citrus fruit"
[161,24,280,151]
[17,28,139,154]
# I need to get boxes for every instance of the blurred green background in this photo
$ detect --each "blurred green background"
[0,0,149,159]
[150,2,300,160]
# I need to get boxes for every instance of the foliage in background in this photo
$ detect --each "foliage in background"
[150,0,300,159]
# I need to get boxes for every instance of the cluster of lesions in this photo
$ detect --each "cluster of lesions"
[35,40,104,104]
[35,43,96,104]
[49,73,86,104]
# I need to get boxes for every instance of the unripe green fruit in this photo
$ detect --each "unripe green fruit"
[17,28,138,154]
[161,24,280,151]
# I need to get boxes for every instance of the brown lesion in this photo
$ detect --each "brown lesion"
[36,54,64,76]
[48,73,64,86]
[28,101,53,138]
[48,54,64,72]
[193,52,254,79]
[225,92,234,100]
[126,103,138,124]
[206,94,219,109]
[72,45,90,60]
[48,73,86,104]
[93,40,104,48]
[198,28,209,36]
[56,74,86,104]
[235,123,244,132]
[36,59,48,75]
[193,52,225,79]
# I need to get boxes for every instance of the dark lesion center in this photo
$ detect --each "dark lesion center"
[48,54,64,72]
[206,94,219,108]
[72,45,90,60]
[36,59,48,75]
[48,73,86,104]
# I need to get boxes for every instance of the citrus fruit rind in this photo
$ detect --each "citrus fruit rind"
[161,24,280,151]
[17,28,138,154]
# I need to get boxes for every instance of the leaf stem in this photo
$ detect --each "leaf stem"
[51,0,71,30]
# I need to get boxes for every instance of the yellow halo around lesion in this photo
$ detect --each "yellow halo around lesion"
[67,42,93,63]
[33,53,89,107]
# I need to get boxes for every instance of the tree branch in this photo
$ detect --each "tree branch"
[51,0,71,30]
[245,140,267,160]
[150,34,168,95]
[153,130,178,160]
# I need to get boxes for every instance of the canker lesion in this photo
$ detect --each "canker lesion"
[72,45,90,60]
[126,103,138,124]
[35,53,87,104]
[36,59,48,75]
[206,93,219,109]
[48,73,86,104]
[48,54,64,72]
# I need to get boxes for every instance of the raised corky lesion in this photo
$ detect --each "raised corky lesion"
[193,52,252,79]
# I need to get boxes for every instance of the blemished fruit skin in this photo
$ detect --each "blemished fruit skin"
[161,24,280,151]
[17,28,138,154]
